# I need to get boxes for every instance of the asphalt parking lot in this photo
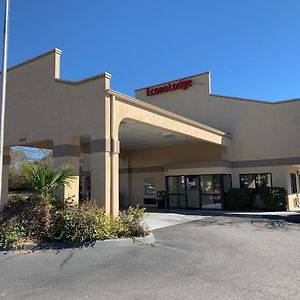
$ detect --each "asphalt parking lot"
[0,213,300,299]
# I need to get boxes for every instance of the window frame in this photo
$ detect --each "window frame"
[144,177,156,196]
[290,173,297,194]
[166,174,232,209]
[239,173,272,189]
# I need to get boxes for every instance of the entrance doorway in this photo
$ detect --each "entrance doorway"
[185,176,201,208]
[167,174,231,209]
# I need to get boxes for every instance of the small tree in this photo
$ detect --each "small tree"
[22,161,74,200]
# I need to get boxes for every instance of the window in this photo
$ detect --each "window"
[290,173,297,194]
[186,176,197,190]
[166,174,232,209]
[200,175,230,209]
[144,177,156,195]
[240,173,272,189]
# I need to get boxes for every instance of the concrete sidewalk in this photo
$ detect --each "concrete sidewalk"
[143,209,300,230]
[143,211,208,230]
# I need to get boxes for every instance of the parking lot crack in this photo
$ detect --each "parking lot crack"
[59,251,74,270]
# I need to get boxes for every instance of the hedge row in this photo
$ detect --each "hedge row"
[224,187,287,211]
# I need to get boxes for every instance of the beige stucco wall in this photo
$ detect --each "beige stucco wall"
[6,49,299,212]
[109,90,230,214]
[121,162,298,208]
[133,72,300,209]
[120,171,165,207]
[111,92,231,149]
[5,50,109,147]
[120,143,227,207]
[4,49,112,210]
[136,73,300,162]
[122,142,223,168]
[5,50,230,215]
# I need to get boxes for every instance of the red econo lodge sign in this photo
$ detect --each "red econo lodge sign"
[146,78,193,96]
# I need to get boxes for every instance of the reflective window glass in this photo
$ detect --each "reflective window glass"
[213,175,221,194]
[186,176,197,190]
[168,177,178,194]
[144,177,156,195]
[168,195,178,208]
[240,173,272,189]
[223,175,232,193]
[200,175,213,194]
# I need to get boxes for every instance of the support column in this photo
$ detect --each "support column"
[53,141,80,205]
[90,91,120,217]
[219,145,231,161]
[110,94,120,219]
[111,139,120,219]
[0,147,10,207]
[90,139,111,214]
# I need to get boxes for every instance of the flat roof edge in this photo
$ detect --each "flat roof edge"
[135,71,210,92]
[211,93,300,105]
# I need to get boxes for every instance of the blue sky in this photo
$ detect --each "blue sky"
[2,0,300,102]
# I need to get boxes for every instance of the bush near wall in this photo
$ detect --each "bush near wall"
[224,187,287,211]
[258,187,287,211]
[224,188,253,210]
[0,196,149,250]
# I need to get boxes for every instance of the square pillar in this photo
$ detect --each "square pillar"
[53,144,80,205]
[111,139,120,219]
[90,139,111,214]
[90,138,120,218]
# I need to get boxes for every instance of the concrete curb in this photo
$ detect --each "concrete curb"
[0,233,155,252]
[91,233,155,248]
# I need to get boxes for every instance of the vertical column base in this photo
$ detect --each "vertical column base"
[90,151,111,214]
[53,143,80,206]
[111,151,119,219]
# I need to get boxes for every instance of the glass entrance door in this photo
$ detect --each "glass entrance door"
[167,174,231,209]
[185,176,201,208]
[167,176,186,208]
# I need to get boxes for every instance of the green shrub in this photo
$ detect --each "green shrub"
[1,195,52,241]
[49,202,113,243]
[22,161,74,200]
[8,194,26,203]
[224,188,253,210]
[117,206,149,238]
[258,187,287,211]
[49,204,149,242]
[0,217,25,249]
[0,197,149,249]
[9,172,31,192]
[2,163,149,249]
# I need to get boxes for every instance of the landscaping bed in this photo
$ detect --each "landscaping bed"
[0,196,150,251]
[0,161,150,251]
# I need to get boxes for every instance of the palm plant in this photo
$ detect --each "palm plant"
[22,161,75,200]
